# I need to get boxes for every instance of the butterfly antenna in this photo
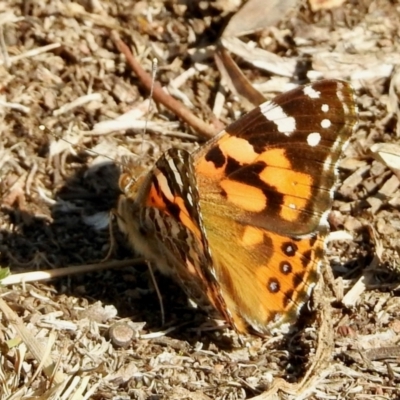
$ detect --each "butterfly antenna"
[40,124,118,164]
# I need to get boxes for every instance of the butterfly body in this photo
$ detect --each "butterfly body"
[118,79,358,334]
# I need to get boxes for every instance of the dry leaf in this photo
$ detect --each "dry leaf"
[309,0,346,12]
[370,143,400,178]
[221,37,296,77]
[223,0,298,37]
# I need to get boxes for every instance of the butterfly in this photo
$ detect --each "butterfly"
[117,79,358,335]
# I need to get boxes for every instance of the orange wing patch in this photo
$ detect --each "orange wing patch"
[220,180,266,212]
[258,149,313,222]
[240,226,265,247]
[195,132,258,179]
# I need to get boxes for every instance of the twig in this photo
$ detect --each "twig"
[110,31,220,140]
[215,43,266,106]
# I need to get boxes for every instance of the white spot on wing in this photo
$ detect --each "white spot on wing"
[155,170,174,201]
[303,85,321,99]
[321,119,331,129]
[259,101,296,136]
[307,132,321,147]
[321,104,329,112]
[167,157,183,187]
[187,192,193,206]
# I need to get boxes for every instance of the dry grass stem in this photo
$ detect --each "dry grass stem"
[1,259,142,286]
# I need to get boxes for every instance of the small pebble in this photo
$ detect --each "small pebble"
[109,322,135,348]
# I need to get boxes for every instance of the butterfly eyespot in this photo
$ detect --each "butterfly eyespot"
[282,242,298,257]
[118,79,358,335]
[280,261,292,275]
[267,278,280,293]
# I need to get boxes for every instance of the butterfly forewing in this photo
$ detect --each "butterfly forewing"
[195,80,358,237]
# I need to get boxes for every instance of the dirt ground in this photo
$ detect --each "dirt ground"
[1,1,400,399]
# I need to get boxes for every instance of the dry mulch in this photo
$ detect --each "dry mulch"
[1,1,400,399]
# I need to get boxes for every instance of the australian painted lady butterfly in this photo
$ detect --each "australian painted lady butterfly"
[117,79,358,334]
